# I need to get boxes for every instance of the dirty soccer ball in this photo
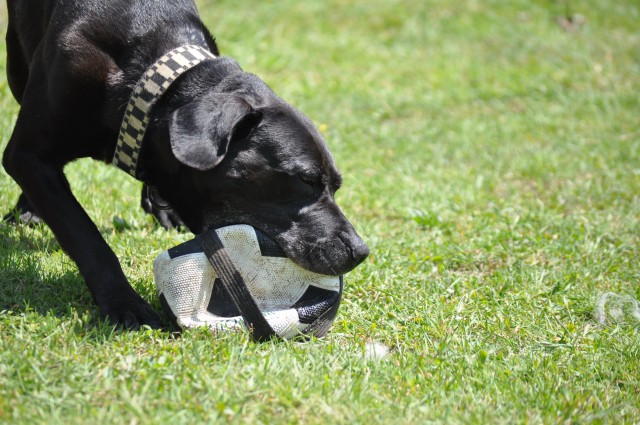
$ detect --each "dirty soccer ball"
[153,224,343,339]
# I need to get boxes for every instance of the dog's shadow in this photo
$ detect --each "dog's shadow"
[1,223,80,313]
[0,223,175,336]
[1,260,93,315]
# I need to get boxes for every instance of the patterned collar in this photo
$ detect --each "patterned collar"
[112,45,216,179]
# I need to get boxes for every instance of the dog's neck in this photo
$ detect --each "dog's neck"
[112,45,216,179]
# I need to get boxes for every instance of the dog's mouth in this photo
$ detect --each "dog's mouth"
[250,217,369,276]
[198,214,368,276]
[274,231,369,276]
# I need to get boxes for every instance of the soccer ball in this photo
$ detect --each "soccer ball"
[153,224,343,339]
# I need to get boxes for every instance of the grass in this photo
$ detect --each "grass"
[1,0,639,423]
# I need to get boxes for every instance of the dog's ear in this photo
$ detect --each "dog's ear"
[169,94,261,171]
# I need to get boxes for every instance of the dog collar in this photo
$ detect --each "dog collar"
[112,45,217,179]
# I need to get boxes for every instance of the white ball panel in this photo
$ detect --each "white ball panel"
[262,309,306,339]
[179,312,243,332]
[217,225,340,306]
[153,251,217,322]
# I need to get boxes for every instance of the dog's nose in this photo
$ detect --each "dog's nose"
[350,237,369,267]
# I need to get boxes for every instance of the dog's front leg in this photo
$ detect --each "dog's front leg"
[3,123,161,329]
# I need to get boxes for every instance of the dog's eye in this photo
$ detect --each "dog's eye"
[299,175,316,188]
[299,175,324,193]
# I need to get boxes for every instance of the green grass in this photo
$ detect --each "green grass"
[1,0,639,423]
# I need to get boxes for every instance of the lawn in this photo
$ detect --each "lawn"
[1,0,639,423]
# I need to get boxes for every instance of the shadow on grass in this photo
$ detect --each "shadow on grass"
[0,228,176,336]
[0,262,177,337]
[0,257,91,313]
[0,221,61,253]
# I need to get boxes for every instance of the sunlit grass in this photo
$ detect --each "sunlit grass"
[1,0,639,423]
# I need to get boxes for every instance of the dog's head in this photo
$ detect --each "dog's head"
[143,69,368,275]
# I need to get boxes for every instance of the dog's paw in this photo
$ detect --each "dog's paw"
[98,290,162,330]
[3,209,43,225]
[150,208,186,230]
[140,185,186,230]
[4,193,43,225]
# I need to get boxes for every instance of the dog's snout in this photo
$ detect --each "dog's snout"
[283,228,368,276]
[350,238,369,266]
[331,230,369,274]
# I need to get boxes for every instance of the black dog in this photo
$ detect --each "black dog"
[3,0,369,328]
